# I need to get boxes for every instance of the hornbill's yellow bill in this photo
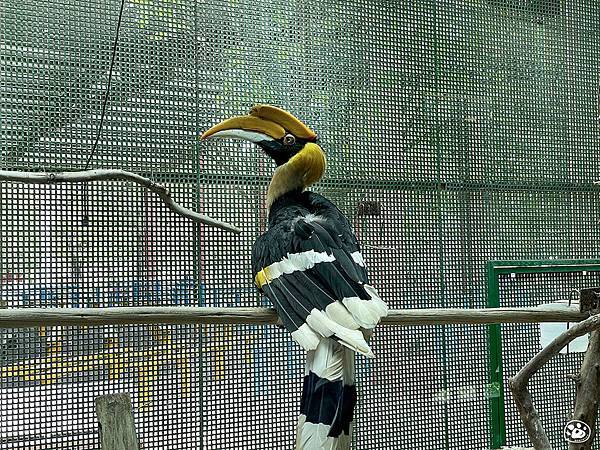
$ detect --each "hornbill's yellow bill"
[201,104,317,143]
[201,104,387,450]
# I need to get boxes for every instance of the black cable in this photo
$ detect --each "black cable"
[84,0,127,170]
[81,0,126,227]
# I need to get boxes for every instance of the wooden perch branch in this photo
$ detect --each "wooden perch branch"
[509,314,600,450]
[0,169,241,234]
[0,304,588,328]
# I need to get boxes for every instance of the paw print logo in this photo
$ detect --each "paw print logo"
[564,420,591,443]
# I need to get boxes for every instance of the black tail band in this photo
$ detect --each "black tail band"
[299,371,357,438]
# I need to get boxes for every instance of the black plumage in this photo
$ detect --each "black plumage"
[252,190,366,286]
[300,372,357,436]
[252,189,386,447]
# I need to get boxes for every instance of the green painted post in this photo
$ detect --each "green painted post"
[487,262,506,449]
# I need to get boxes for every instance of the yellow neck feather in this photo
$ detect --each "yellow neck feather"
[267,143,326,208]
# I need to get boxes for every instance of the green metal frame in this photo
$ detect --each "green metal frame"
[487,259,600,449]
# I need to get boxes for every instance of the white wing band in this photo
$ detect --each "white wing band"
[255,250,335,287]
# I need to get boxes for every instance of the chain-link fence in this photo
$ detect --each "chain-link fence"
[2,0,600,448]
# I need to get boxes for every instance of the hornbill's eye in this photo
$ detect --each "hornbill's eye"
[283,134,296,146]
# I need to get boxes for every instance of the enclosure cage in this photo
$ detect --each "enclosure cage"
[1,0,600,449]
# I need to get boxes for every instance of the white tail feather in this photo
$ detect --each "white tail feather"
[306,309,372,357]
[292,323,321,351]
[341,297,379,328]
[297,422,337,450]
[296,414,307,449]
[325,301,360,330]
[311,339,344,380]
[305,309,336,337]
[363,285,389,316]
[342,286,388,330]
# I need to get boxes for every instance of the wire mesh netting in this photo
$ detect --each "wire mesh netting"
[1,0,600,449]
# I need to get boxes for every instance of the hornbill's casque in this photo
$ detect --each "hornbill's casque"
[202,105,388,450]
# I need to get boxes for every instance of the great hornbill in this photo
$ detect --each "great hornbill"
[202,105,388,450]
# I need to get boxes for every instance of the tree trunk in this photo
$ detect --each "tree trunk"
[568,330,600,450]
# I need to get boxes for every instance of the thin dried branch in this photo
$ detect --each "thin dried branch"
[509,314,600,450]
[0,169,241,233]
